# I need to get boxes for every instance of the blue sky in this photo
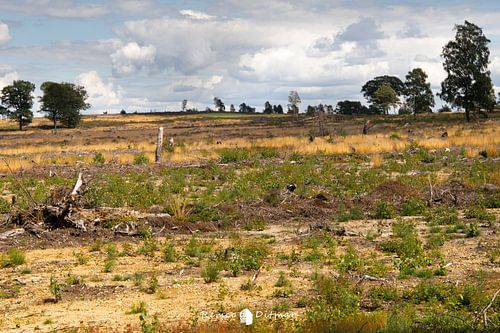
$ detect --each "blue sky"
[1,0,499,113]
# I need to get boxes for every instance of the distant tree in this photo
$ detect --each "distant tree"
[373,84,399,115]
[39,82,90,129]
[287,91,301,116]
[306,105,316,116]
[335,100,369,115]
[273,104,284,114]
[361,75,405,104]
[181,99,188,112]
[120,109,127,115]
[439,21,495,122]
[0,80,35,130]
[325,105,334,114]
[437,105,452,113]
[229,104,236,112]
[213,97,225,112]
[404,68,435,117]
[263,101,273,114]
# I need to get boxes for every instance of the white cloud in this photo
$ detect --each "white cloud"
[110,42,156,76]
[0,21,11,46]
[76,71,122,112]
[0,1,107,18]
[0,66,18,91]
[179,9,215,21]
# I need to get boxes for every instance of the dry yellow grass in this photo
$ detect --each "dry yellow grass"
[371,154,383,167]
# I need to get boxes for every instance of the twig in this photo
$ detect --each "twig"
[1,158,38,206]
[428,175,433,203]
[479,288,500,327]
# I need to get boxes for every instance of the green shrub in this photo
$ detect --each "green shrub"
[138,237,158,257]
[465,223,480,238]
[259,148,279,159]
[369,286,399,302]
[337,245,362,272]
[184,236,212,258]
[401,198,426,216]
[0,197,11,214]
[162,242,177,262]
[219,148,250,163]
[274,271,291,287]
[127,301,147,314]
[425,206,458,225]
[464,206,495,222]
[133,153,150,165]
[201,262,221,283]
[1,247,26,268]
[145,274,158,294]
[373,201,396,219]
[93,152,105,164]
[49,276,62,302]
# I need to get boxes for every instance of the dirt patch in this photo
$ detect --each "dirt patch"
[424,180,479,207]
[355,181,421,210]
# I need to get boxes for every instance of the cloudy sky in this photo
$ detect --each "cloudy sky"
[0,0,499,113]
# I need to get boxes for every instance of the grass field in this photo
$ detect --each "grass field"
[0,112,499,332]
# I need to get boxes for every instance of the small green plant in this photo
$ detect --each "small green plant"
[138,237,158,257]
[1,247,26,268]
[337,245,362,272]
[103,244,118,273]
[127,301,147,314]
[0,197,11,214]
[139,310,159,333]
[21,267,32,274]
[133,152,150,165]
[65,272,83,286]
[272,285,294,298]
[145,274,158,294]
[240,278,258,291]
[133,272,144,287]
[184,236,212,258]
[219,148,250,163]
[274,271,291,287]
[465,223,480,238]
[243,217,267,231]
[464,206,495,222]
[201,262,221,283]
[74,252,88,265]
[162,242,177,263]
[425,206,458,225]
[373,200,396,219]
[49,276,62,302]
[401,198,426,216]
[93,152,105,164]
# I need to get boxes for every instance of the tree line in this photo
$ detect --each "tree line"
[0,81,90,130]
[192,21,498,122]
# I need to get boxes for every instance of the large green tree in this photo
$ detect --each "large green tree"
[404,68,435,117]
[39,82,90,129]
[373,84,399,115]
[439,21,495,122]
[0,80,36,130]
[361,75,405,104]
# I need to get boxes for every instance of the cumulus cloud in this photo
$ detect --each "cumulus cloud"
[171,75,223,92]
[0,66,18,90]
[110,42,156,76]
[0,21,11,46]
[179,9,215,20]
[76,71,122,112]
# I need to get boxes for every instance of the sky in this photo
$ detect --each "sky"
[0,0,500,114]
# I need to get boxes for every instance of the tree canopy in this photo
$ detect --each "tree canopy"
[373,84,399,115]
[39,82,90,129]
[335,100,370,115]
[439,21,495,121]
[0,80,36,130]
[404,68,435,117]
[361,75,405,104]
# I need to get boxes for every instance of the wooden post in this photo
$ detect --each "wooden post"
[156,127,164,163]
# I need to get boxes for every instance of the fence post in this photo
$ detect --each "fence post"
[156,127,164,163]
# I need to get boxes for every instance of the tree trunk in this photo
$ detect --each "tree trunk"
[19,117,22,131]
[53,118,57,131]
[465,108,470,122]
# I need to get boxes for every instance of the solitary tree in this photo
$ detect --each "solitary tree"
[439,21,495,122]
[404,68,435,117]
[361,76,405,104]
[229,104,235,112]
[373,84,399,115]
[213,97,225,112]
[0,80,35,130]
[287,91,301,118]
[263,101,273,114]
[181,99,188,112]
[39,82,90,129]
